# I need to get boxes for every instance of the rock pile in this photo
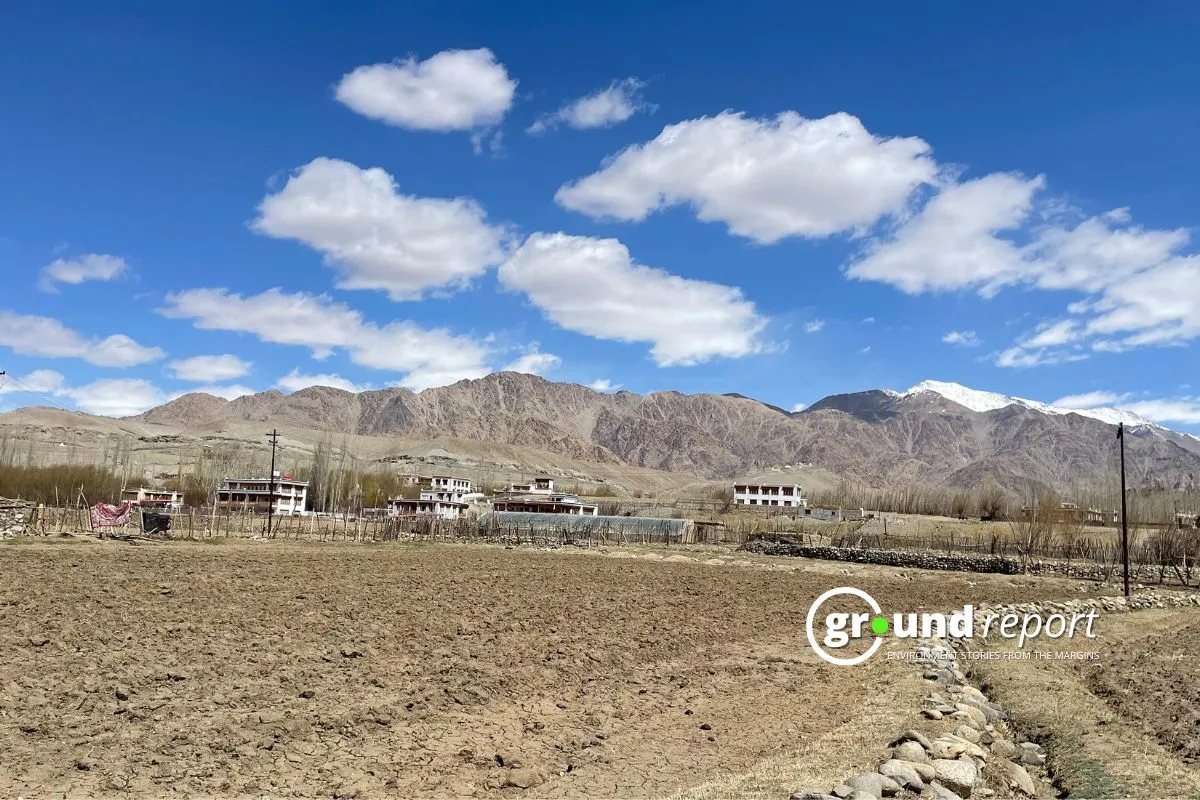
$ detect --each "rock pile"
[0,498,34,538]
[788,640,1047,800]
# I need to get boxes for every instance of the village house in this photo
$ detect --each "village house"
[385,475,483,520]
[216,474,308,516]
[120,486,184,511]
[732,482,807,508]
[801,504,844,522]
[498,477,556,496]
[424,475,473,503]
[386,497,468,520]
[490,495,599,515]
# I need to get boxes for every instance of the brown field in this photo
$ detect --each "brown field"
[0,538,1114,799]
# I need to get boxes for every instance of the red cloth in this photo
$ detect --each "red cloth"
[90,502,133,530]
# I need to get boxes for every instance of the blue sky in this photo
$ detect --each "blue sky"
[2,1,1199,429]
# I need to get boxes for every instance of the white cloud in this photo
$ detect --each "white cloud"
[995,319,1089,368]
[848,173,1043,294]
[528,78,650,134]
[1023,319,1080,348]
[66,378,166,417]
[168,354,251,382]
[334,48,516,131]
[556,111,939,244]
[39,253,128,292]
[790,402,807,412]
[846,169,1200,362]
[1122,398,1200,425]
[498,233,767,366]
[803,319,825,334]
[1052,390,1131,409]
[942,330,981,347]
[0,369,67,396]
[502,346,561,376]
[254,157,508,300]
[861,317,875,323]
[173,384,257,401]
[859,346,871,354]
[587,378,620,393]
[158,288,491,390]
[0,310,163,367]
[1081,256,1200,348]
[276,369,366,394]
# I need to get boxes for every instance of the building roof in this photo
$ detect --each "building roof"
[222,477,309,486]
[388,497,468,508]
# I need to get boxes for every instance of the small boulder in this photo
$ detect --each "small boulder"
[954,725,981,745]
[928,781,965,800]
[989,738,1017,760]
[504,768,546,789]
[932,759,978,797]
[893,740,929,764]
[998,761,1037,797]
[846,773,885,798]
[891,729,934,751]
[878,760,924,791]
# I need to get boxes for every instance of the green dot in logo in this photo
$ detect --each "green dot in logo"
[871,616,889,635]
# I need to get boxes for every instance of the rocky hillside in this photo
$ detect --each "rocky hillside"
[129,372,1200,494]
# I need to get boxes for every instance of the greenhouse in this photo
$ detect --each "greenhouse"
[478,511,693,544]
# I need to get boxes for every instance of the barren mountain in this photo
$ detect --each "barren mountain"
[126,372,1200,494]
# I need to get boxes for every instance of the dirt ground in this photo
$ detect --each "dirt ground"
[1,538,1091,799]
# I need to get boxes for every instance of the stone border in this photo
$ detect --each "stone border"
[0,499,34,539]
[788,637,1047,800]
[741,538,1196,585]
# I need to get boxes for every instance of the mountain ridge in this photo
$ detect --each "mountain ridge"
[111,372,1200,493]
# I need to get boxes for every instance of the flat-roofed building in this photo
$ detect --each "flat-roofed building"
[120,486,184,511]
[733,483,806,508]
[491,495,598,516]
[386,497,467,520]
[216,474,308,516]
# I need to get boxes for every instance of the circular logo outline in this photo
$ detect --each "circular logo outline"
[806,586,885,666]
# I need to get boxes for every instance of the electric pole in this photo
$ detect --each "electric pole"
[266,429,279,538]
[1118,422,1130,598]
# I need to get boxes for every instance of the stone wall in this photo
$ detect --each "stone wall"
[741,536,1194,584]
[742,538,1022,574]
[0,499,34,538]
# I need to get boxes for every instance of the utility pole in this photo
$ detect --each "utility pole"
[1118,422,1130,598]
[266,429,279,538]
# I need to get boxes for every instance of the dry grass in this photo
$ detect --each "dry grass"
[966,609,1200,799]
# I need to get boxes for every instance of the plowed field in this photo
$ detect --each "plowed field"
[0,539,1084,798]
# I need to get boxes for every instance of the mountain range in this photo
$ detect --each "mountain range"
[115,372,1200,495]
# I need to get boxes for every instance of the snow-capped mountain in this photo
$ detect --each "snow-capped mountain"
[895,380,1162,430]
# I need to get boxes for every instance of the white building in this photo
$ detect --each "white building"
[120,486,184,511]
[422,476,473,503]
[499,477,556,496]
[386,497,467,520]
[732,483,806,508]
[216,474,308,516]
[491,495,599,515]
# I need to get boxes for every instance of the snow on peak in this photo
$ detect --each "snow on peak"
[899,380,1162,430]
